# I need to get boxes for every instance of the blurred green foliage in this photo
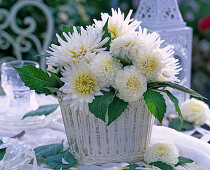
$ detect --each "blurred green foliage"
[178,0,210,103]
[179,0,210,41]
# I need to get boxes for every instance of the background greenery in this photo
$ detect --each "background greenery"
[0,0,210,104]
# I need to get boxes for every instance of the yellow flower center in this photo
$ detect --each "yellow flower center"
[125,75,141,94]
[125,40,134,47]
[139,55,161,75]
[108,24,122,40]
[155,145,169,158]
[192,103,202,112]
[74,73,95,95]
[102,60,112,72]
[66,44,87,60]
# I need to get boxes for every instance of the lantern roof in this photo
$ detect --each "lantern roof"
[134,0,186,30]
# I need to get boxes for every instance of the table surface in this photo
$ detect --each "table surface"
[0,95,210,170]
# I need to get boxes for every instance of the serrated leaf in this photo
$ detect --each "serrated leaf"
[15,65,63,95]
[113,56,132,67]
[34,143,63,160]
[148,81,206,99]
[89,91,115,122]
[102,18,111,50]
[176,156,194,165]
[0,148,6,161]
[143,89,166,124]
[22,104,59,119]
[169,118,194,131]
[150,161,173,170]
[46,150,77,169]
[107,96,128,125]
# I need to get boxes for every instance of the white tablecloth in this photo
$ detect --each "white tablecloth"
[0,95,210,169]
[1,122,210,170]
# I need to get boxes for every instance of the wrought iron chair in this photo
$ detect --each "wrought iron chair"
[0,0,54,70]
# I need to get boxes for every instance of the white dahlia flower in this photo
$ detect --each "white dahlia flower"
[181,98,210,125]
[156,46,182,82]
[134,27,181,82]
[46,26,109,67]
[113,66,147,103]
[110,33,141,60]
[90,52,120,88]
[94,8,141,40]
[60,60,102,111]
[144,141,179,165]
[133,49,164,82]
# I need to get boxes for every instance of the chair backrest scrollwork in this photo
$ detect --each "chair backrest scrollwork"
[0,0,54,70]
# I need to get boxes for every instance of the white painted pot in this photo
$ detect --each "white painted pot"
[58,95,153,165]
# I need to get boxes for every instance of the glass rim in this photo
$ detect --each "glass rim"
[1,60,39,69]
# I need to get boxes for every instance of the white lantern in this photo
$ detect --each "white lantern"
[134,0,193,105]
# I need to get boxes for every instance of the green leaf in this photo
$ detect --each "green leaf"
[44,87,60,93]
[124,163,140,170]
[148,81,206,99]
[159,90,183,128]
[62,24,81,35]
[46,150,77,170]
[143,89,166,124]
[0,139,2,145]
[89,91,115,122]
[169,118,194,131]
[22,104,59,119]
[107,96,128,125]
[34,143,63,160]
[176,156,194,165]
[0,148,6,161]
[48,72,63,85]
[150,161,173,170]
[15,65,63,95]
[113,56,132,67]
[102,18,111,50]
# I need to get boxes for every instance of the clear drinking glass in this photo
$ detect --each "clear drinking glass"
[1,60,39,113]
[0,60,54,130]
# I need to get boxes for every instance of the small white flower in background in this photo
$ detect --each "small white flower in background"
[110,33,141,61]
[144,141,179,165]
[60,60,102,111]
[94,8,141,40]
[46,26,109,67]
[90,52,121,88]
[113,66,147,103]
[134,27,181,82]
[181,98,210,125]
[174,162,202,170]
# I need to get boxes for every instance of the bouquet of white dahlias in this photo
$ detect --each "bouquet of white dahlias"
[16,8,205,125]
